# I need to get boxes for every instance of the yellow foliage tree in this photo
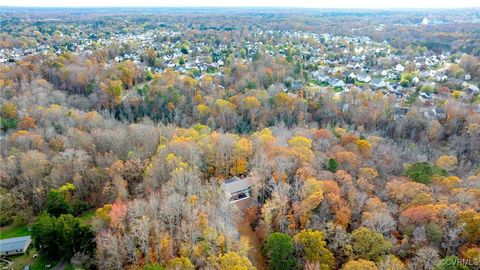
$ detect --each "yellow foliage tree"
[243,96,261,110]
[435,155,458,171]
[214,252,254,270]
[253,128,276,145]
[356,140,372,157]
[359,167,379,181]
[458,209,480,242]
[377,255,405,270]
[294,229,335,268]
[288,136,313,149]
[342,259,378,270]
[95,204,113,224]
[299,178,324,227]
[197,104,210,117]
[452,90,463,99]
[167,257,194,270]
[1,102,17,119]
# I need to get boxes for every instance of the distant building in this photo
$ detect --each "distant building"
[370,78,386,89]
[221,177,256,203]
[329,78,345,88]
[0,236,32,256]
[312,70,329,83]
[435,74,448,82]
[357,74,371,83]
[395,64,405,72]
[343,71,357,80]
[291,80,304,91]
[412,77,420,84]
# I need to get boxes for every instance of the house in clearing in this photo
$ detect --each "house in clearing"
[0,236,32,256]
[221,176,257,203]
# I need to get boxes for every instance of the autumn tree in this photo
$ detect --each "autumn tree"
[342,259,377,270]
[214,252,254,270]
[167,257,194,270]
[294,229,335,269]
[351,227,392,261]
[435,155,458,172]
[0,101,18,130]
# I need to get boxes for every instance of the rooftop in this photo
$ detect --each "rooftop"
[221,177,256,194]
[0,236,32,253]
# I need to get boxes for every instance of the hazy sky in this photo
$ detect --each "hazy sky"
[1,0,479,8]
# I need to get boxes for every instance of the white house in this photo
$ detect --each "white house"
[357,74,371,83]
[436,74,448,82]
[395,64,405,72]
[329,78,346,88]
[221,177,257,203]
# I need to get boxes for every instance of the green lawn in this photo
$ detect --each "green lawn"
[386,79,400,83]
[310,80,328,87]
[0,224,30,239]
[8,248,58,270]
[354,81,368,86]
[77,209,96,225]
[30,256,55,270]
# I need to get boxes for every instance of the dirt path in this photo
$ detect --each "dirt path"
[235,199,266,270]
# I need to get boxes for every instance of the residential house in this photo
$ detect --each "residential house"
[312,70,329,82]
[344,71,357,80]
[291,80,304,91]
[420,92,434,100]
[435,74,448,82]
[329,78,346,88]
[395,64,405,72]
[221,177,256,202]
[0,236,32,256]
[371,78,387,89]
[357,73,371,83]
[464,83,479,93]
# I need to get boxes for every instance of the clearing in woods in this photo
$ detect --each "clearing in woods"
[235,199,266,270]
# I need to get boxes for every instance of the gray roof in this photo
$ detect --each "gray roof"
[221,177,255,194]
[371,78,385,85]
[0,236,32,252]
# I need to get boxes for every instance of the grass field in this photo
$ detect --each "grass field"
[7,248,58,270]
[77,209,96,225]
[0,224,30,239]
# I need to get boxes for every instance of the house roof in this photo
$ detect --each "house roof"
[221,177,255,194]
[0,236,31,252]
[371,78,385,85]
